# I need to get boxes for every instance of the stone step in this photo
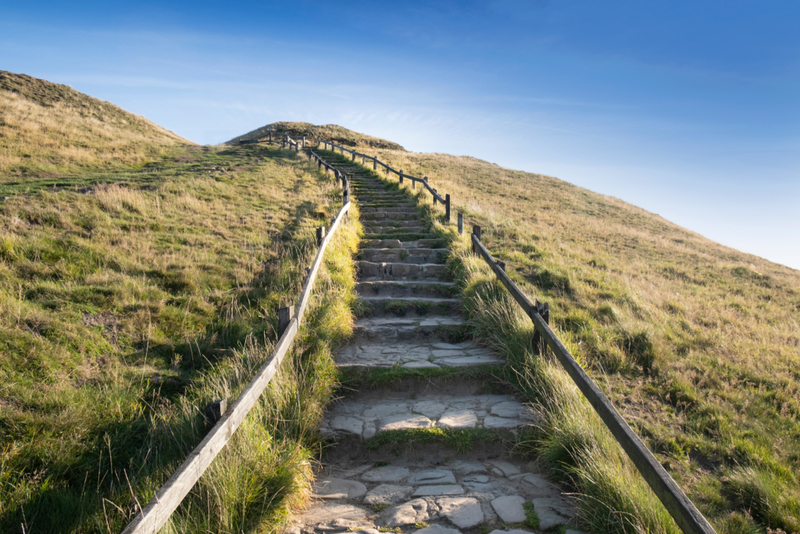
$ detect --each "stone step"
[357,296,460,317]
[363,232,433,242]
[322,388,536,440]
[360,211,421,221]
[337,339,502,368]
[357,261,447,280]
[357,248,447,264]
[360,238,445,249]
[362,222,427,231]
[357,280,457,299]
[360,207,417,214]
[288,454,578,534]
[353,316,467,342]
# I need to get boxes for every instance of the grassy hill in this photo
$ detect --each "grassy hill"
[228,120,405,150]
[357,146,800,533]
[0,86,360,532]
[0,71,187,177]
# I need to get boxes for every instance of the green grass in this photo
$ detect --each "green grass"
[0,141,360,533]
[357,142,800,534]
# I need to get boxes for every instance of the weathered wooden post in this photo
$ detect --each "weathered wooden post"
[302,137,306,148]
[351,151,355,161]
[278,306,293,337]
[445,194,451,222]
[316,227,326,246]
[373,158,377,170]
[472,225,481,254]
[204,399,227,426]
[399,170,404,185]
[533,300,550,355]
[457,212,463,234]
[497,260,506,271]
[433,189,438,206]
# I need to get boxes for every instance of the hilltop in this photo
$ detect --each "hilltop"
[228,120,405,150]
[0,70,188,177]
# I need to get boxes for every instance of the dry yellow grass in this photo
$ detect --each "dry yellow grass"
[362,146,800,533]
[0,70,187,177]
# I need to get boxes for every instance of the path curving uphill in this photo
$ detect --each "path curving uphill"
[288,150,584,534]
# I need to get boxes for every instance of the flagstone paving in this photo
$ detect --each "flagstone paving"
[288,150,585,534]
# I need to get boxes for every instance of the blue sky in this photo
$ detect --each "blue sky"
[2,1,799,269]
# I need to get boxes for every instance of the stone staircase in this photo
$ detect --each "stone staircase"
[287,151,583,534]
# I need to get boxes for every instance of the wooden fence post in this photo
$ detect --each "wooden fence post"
[445,194,451,222]
[433,189,438,206]
[497,260,506,271]
[399,170,404,185]
[533,300,550,355]
[278,306,293,337]
[458,212,463,234]
[373,158,376,170]
[316,227,326,246]
[472,225,481,254]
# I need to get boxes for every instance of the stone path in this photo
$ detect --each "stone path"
[288,151,585,534]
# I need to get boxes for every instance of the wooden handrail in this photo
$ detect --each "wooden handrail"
[469,231,716,534]
[121,156,352,534]
[316,138,449,218]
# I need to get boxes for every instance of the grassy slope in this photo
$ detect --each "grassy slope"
[0,140,360,532]
[361,147,800,534]
[0,71,187,178]
[228,121,405,151]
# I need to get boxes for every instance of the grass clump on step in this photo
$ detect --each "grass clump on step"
[366,427,496,454]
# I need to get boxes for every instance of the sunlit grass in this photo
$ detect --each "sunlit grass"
[357,146,800,533]
[0,140,360,532]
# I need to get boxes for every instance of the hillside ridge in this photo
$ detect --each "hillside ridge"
[0,70,188,177]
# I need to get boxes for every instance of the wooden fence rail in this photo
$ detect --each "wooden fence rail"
[469,228,716,534]
[121,152,351,534]
[317,138,450,222]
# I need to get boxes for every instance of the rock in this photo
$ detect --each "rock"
[363,484,414,505]
[488,530,532,534]
[489,401,523,418]
[363,421,377,439]
[437,497,484,528]
[414,525,462,534]
[463,474,489,483]
[566,530,588,534]
[486,460,521,477]
[298,503,367,524]
[314,478,368,499]
[337,464,373,479]
[362,466,410,483]
[363,402,410,418]
[533,497,574,530]
[413,485,465,496]
[380,414,432,431]
[330,416,363,435]
[483,416,519,429]
[491,495,527,523]
[315,518,368,531]
[448,460,486,474]
[380,498,431,527]
[437,409,478,428]
[413,400,448,418]
[407,469,456,484]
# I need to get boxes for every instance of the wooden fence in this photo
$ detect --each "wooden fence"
[317,139,451,222]
[314,136,716,534]
[121,151,350,534]
[467,228,717,534]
